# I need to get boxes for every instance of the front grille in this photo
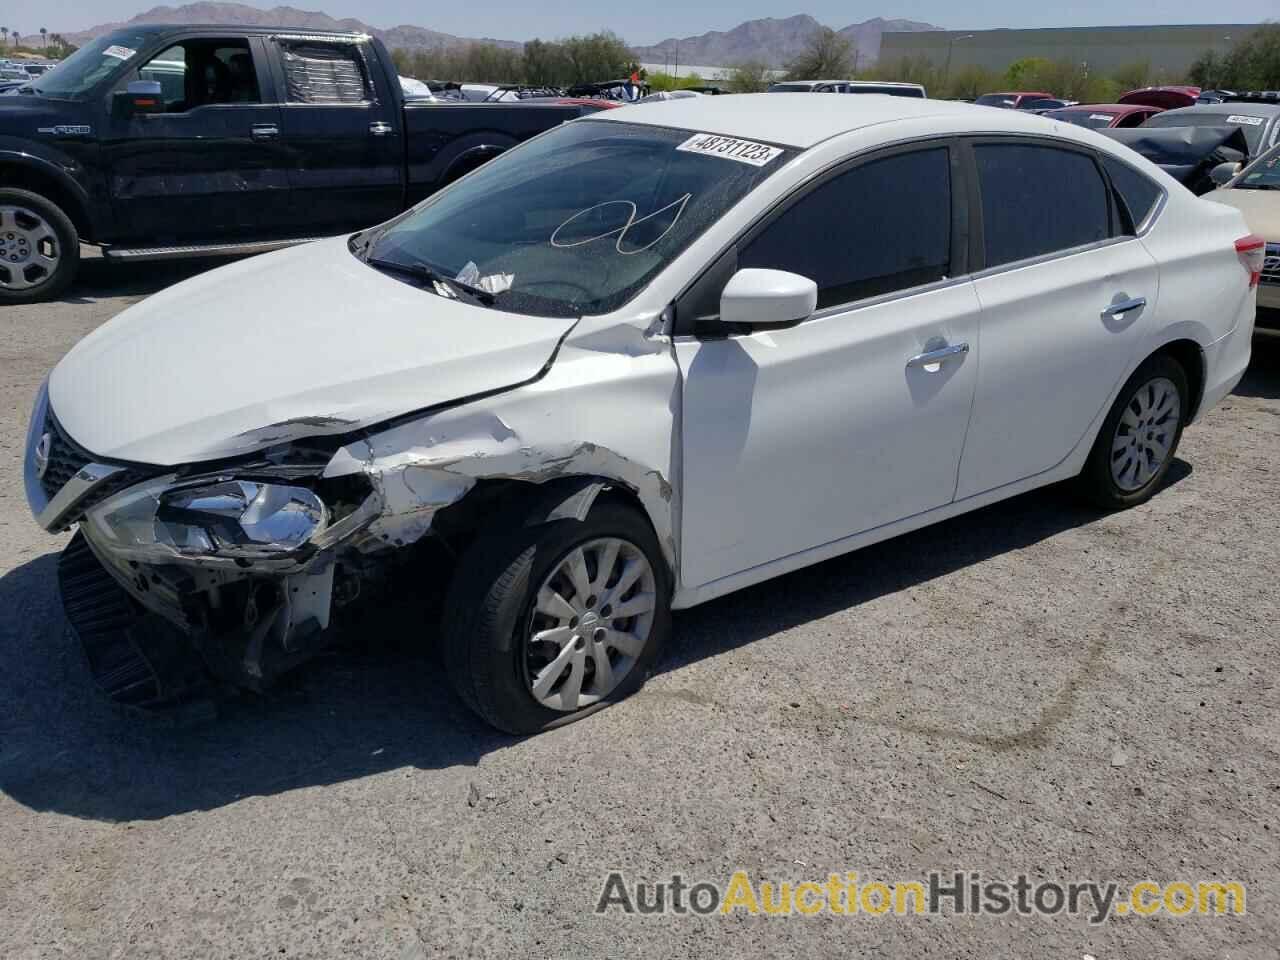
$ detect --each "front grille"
[1263,245,1280,286]
[39,410,152,523]
[38,409,91,502]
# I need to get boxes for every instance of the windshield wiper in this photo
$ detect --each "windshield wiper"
[366,256,496,305]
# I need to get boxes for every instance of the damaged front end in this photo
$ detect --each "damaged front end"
[27,382,455,708]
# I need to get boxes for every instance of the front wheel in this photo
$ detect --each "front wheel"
[443,501,671,734]
[0,188,80,305]
[1078,354,1189,509]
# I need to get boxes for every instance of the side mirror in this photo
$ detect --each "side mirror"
[1210,161,1241,186]
[114,79,163,117]
[719,268,818,329]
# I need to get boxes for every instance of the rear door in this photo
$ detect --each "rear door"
[102,34,290,243]
[267,36,404,232]
[956,139,1161,499]
[676,143,981,588]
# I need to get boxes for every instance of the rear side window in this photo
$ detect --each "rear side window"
[740,148,952,309]
[278,41,370,104]
[1101,156,1163,232]
[975,143,1110,268]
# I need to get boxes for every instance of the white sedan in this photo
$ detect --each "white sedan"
[25,95,1261,732]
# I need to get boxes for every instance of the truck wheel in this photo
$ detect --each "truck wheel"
[443,502,671,734]
[0,188,80,305]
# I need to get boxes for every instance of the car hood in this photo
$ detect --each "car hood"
[1206,188,1280,238]
[49,238,578,466]
[0,93,87,127]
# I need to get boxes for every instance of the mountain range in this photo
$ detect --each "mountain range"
[59,3,941,66]
[632,15,938,68]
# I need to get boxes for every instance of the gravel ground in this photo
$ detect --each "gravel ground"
[0,253,1277,959]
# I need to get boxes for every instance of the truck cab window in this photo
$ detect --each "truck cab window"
[137,39,261,112]
[278,42,371,104]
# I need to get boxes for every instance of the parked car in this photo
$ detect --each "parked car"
[1020,97,1073,112]
[1118,86,1200,110]
[24,96,1260,732]
[974,91,1055,109]
[1043,103,1164,129]
[1101,126,1250,196]
[1205,142,1280,325]
[1141,99,1280,158]
[0,24,609,303]
[767,80,926,97]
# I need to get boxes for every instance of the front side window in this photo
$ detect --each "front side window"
[29,29,153,99]
[975,143,1110,269]
[364,120,795,317]
[739,147,952,309]
[278,41,371,104]
[1230,143,1280,190]
[136,39,260,112]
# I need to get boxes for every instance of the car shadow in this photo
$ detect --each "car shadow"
[0,462,1191,824]
[1232,332,1279,400]
[55,253,253,304]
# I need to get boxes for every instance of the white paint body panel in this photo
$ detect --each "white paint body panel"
[48,238,576,464]
[676,281,981,588]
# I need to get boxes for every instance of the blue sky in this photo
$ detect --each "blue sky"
[12,0,1268,46]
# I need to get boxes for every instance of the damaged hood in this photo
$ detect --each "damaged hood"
[49,238,577,465]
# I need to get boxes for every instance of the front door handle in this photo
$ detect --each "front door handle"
[369,121,394,136]
[250,123,279,141]
[906,341,969,369]
[1102,296,1147,321]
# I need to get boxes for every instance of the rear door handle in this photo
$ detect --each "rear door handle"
[369,121,394,136]
[1102,296,1146,321]
[906,341,969,369]
[250,123,279,141]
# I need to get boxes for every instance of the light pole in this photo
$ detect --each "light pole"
[944,33,974,87]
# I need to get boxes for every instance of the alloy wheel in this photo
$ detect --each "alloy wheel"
[524,537,657,712]
[1110,376,1181,492]
[0,205,61,292]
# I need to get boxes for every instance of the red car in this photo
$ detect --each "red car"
[1118,86,1200,110]
[1040,103,1165,129]
[975,91,1055,109]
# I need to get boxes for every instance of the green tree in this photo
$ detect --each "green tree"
[727,59,772,93]
[784,27,854,81]
[1112,60,1151,93]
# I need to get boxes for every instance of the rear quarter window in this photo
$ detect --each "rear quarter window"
[1101,156,1163,231]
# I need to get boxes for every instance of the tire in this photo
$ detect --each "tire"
[1077,353,1189,509]
[0,188,80,305]
[443,501,671,734]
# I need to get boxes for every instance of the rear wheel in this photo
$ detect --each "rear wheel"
[1078,354,1188,509]
[443,502,670,734]
[0,188,79,305]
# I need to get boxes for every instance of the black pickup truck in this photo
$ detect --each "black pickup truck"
[0,24,608,303]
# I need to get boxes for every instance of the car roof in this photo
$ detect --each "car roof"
[1054,104,1148,114]
[600,92,1058,148]
[117,23,368,40]
[1157,104,1280,119]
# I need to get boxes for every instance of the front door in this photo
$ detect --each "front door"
[956,140,1160,499]
[103,35,291,243]
[676,145,982,589]
[267,37,404,232]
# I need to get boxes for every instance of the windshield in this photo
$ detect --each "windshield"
[976,94,1017,107]
[363,120,795,318]
[1232,144,1280,189]
[767,84,814,92]
[1043,109,1116,129]
[1142,111,1270,153]
[31,30,150,99]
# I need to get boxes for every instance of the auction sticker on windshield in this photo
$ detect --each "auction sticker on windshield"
[677,133,784,167]
[102,45,137,60]
[1225,115,1264,126]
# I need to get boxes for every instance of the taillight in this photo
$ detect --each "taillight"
[1236,234,1266,288]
